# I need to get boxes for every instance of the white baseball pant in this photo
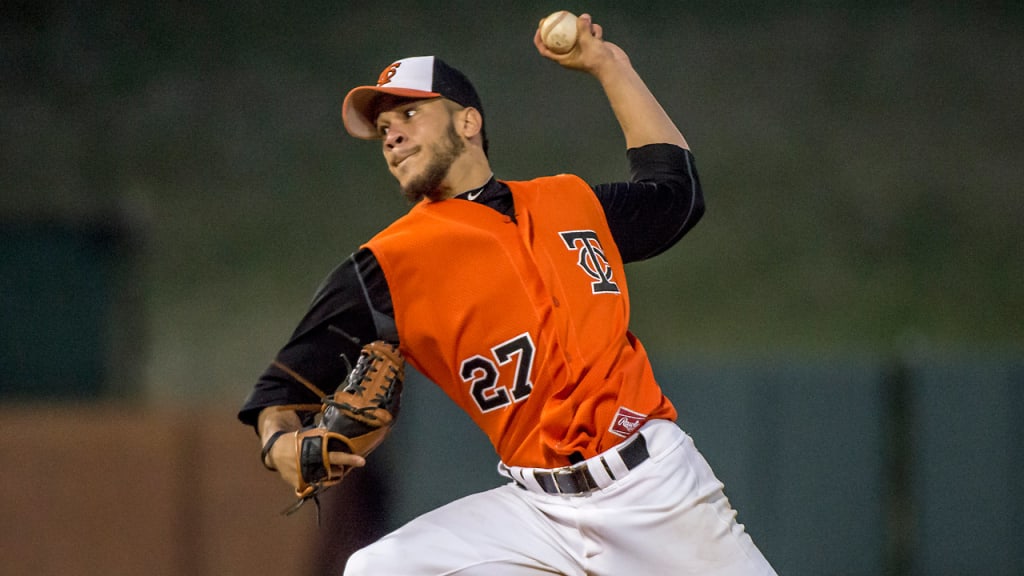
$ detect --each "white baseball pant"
[344,419,777,575]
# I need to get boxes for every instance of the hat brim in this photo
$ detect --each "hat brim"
[342,86,442,139]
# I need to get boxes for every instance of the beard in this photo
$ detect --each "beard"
[401,121,466,203]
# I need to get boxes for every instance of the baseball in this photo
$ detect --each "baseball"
[540,10,578,54]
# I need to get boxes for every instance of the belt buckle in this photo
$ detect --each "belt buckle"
[551,464,589,495]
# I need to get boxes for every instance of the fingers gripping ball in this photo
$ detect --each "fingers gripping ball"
[292,341,405,506]
[540,10,578,54]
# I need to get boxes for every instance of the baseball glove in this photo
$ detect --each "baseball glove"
[286,340,405,515]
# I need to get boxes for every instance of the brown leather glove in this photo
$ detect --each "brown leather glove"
[288,341,405,512]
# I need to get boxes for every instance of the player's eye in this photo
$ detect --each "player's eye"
[404,108,417,119]
[376,124,389,137]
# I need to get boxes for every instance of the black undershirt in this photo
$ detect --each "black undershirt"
[239,143,703,427]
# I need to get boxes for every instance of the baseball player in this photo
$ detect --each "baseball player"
[239,13,777,575]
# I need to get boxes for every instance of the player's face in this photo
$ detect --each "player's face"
[376,98,466,202]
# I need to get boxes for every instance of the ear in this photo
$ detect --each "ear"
[457,107,484,140]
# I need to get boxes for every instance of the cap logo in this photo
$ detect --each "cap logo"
[377,62,401,86]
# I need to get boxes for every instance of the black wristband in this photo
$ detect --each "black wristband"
[261,430,290,471]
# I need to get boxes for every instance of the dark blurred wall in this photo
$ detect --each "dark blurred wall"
[0,213,143,399]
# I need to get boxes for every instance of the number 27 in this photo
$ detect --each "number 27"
[460,332,535,413]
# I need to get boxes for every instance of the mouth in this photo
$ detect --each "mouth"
[391,147,421,169]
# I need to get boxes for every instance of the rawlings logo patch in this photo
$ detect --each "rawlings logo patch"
[609,406,647,437]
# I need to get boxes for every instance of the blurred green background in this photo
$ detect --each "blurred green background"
[2,1,1022,575]
[4,1,1021,402]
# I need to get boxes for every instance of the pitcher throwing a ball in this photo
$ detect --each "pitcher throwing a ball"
[239,11,777,575]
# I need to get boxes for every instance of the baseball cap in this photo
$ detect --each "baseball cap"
[342,56,484,139]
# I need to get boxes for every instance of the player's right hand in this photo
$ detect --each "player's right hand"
[534,13,629,77]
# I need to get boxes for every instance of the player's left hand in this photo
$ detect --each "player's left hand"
[286,341,405,513]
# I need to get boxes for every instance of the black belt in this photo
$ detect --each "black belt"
[528,433,650,495]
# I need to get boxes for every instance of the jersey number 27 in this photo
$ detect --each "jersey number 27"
[459,332,535,413]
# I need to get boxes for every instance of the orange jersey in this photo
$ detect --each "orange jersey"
[364,174,676,468]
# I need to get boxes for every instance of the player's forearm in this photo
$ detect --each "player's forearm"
[593,56,688,151]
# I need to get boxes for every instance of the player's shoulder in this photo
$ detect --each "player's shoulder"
[510,173,584,184]
[502,173,590,194]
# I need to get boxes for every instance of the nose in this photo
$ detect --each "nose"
[384,129,405,149]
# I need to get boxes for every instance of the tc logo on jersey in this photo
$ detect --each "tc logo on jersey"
[559,230,620,294]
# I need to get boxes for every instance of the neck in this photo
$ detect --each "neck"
[439,148,492,200]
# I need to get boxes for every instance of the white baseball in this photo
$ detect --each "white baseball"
[540,11,578,54]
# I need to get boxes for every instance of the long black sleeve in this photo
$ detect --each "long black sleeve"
[592,144,704,263]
